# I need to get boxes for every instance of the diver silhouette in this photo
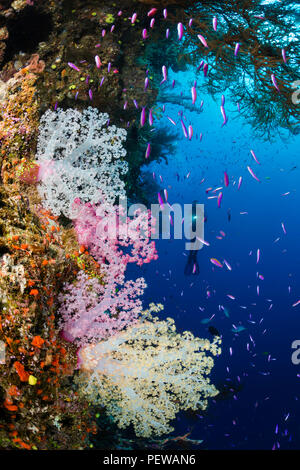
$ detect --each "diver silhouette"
[184,200,200,276]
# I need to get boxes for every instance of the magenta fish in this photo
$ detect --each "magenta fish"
[167,116,176,126]
[223,259,232,271]
[95,55,101,69]
[212,16,218,31]
[148,8,157,17]
[68,62,80,72]
[282,48,287,63]
[271,74,280,92]
[157,192,164,209]
[237,176,242,190]
[177,22,184,40]
[191,86,197,104]
[250,149,260,164]
[188,125,193,140]
[234,43,240,56]
[131,12,137,24]
[140,107,146,127]
[247,166,260,182]
[198,34,208,47]
[220,105,227,125]
[224,171,229,187]
[145,143,151,159]
[217,191,223,208]
[180,119,188,138]
[210,258,223,268]
[142,28,148,40]
[197,236,209,247]
[149,108,153,126]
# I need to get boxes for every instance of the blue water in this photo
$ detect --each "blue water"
[133,66,300,449]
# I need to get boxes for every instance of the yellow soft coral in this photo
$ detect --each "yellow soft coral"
[78,306,221,437]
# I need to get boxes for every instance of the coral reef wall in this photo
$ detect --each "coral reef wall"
[0,0,221,450]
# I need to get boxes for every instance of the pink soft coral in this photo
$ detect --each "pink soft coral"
[59,196,158,346]
[72,196,158,286]
[58,271,146,345]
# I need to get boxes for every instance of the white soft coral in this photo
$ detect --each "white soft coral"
[36,107,128,218]
[78,311,221,437]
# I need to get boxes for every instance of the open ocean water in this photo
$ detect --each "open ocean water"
[132,65,300,449]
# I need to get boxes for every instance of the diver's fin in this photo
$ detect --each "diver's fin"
[184,255,200,276]
[193,260,200,275]
[184,259,193,276]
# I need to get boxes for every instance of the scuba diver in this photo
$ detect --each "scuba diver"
[184,200,201,276]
